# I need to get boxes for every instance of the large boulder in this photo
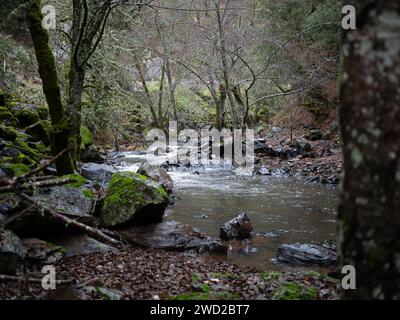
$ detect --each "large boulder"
[137,162,173,193]
[8,184,96,237]
[0,229,25,274]
[25,120,51,146]
[100,172,169,227]
[277,241,337,267]
[80,145,104,164]
[118,220,226,254]
[220,212,253,241]
[80,163,117,184]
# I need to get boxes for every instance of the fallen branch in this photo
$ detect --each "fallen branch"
[19,192,119,245]
[0,177,77,194]
[0,274,73,285]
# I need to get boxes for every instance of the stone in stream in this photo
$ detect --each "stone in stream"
[0,229,25,274]
[220,212,253,241]
[137,162,173,193]
[118,220,226,254]
[100,172,169,227]
[80,162,117,184]
[277,241,337,267]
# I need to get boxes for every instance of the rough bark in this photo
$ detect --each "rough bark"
[339,0,400,299]
[26,0,75,175]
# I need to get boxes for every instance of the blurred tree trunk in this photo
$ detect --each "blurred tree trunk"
[339,0,400,299]
[26,0,75,175]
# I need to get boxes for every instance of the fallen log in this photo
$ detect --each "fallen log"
[19,192,119,244]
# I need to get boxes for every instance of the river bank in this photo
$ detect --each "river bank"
[0,244,339,300]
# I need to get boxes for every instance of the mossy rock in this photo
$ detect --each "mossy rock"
[0,125,18,141]
[26,120,51,146]
[0,107,19,127]
[0,88,11,107]
[14,108,40,128]
[100,172,169,228]
[37,105,49,120]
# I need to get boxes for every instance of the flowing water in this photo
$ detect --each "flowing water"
[116,152,339,270]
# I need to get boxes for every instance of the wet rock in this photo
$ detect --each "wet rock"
[81,145,104,164]
[257,229,288,238]
[21,238,64,265]
[100,172,169,227]
[277,241,337,267]
[257,166,271,176]
[49,234,119,257]
[304,130,323,141]
[137,162,173,193]
[118,220,226,254]
[220,212,253,241]
[0,229,25,274]
[80,163,117,184]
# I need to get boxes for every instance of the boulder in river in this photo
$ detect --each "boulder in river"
[277,241,337,267]
[220,212,253,241]
[0,229,25,274]
[137,162,173,193]
[80,162,117,184]
[100,172,169,227]
[118,220,226,254]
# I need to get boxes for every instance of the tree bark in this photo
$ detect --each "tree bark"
[26,0,75,175]
[339,0,400,299]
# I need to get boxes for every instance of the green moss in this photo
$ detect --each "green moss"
[0,125,18,141]
[37,105,49,120]
[61,173,87,188]
[25,120,51,146]
[13,138,41,162]
[0,107,18,126]
[82,188,95,199]
[80,126,93,150]
[2,163,31,176]
[100,171,168,227]
[272,282,318,300]
[14,108,40,128]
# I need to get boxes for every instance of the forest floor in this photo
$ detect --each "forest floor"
[0,245,340,300]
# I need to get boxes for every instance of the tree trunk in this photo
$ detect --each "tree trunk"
[339,0,400,299]
[216,84,226,130]
[67,62,85,163]
[26,0,75,175]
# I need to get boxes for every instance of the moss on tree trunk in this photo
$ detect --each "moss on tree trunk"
[26,0,75,175]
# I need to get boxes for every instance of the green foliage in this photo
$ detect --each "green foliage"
[260,271,282,281]
[61,173,87,188]
[80,126,93,150]
[14,108,40,128]
[272,282,318,300]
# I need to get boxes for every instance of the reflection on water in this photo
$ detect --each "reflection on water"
[167,170,338,270]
